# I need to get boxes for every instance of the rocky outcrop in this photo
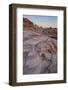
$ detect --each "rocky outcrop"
[23,30,57,74]
[23,18,57,74]
[42,28,57,39]
[23,18,57,39]
[23,18,34,30]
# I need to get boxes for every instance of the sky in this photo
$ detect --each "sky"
[23,15,57,28]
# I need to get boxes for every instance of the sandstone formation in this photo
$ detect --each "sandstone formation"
[23,18,57,74]
[23,18,57,39]
[23,30,57,74]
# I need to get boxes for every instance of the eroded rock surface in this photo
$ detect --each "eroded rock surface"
[23,30,57,74]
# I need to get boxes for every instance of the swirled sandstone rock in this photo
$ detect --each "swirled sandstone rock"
[23,30,57,74]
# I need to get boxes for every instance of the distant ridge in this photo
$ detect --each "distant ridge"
[23,18,57,39]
